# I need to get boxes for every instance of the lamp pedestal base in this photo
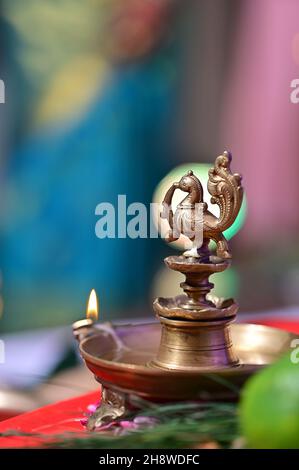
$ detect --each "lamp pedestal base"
[152,254,239,370]
[151,315,239,371]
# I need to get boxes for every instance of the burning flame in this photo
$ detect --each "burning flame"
[86,289,98,322]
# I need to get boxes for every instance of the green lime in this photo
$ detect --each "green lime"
[240,352,299,448]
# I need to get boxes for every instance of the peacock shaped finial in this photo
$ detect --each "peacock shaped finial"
[161,151,243,259]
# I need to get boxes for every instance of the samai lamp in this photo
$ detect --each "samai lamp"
[73,151,294,427]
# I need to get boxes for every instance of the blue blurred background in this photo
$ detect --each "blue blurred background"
[0,0,182,331]
[1,0,299,336]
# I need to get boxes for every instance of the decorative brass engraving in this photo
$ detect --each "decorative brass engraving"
[161,151,243,259]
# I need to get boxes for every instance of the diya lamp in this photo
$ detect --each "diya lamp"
[73,151,294,427]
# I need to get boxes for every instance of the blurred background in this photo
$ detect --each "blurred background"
[1,0,299,415]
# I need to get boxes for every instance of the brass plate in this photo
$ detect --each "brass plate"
[80,322,294,400]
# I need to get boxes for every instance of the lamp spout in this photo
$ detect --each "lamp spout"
[72,318,99,343]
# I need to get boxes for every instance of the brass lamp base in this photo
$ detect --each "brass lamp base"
[151,316,239,371]
[73,154,295,427]
[151,255,240,371]
[75,252,295,402]
[77,321,295,401]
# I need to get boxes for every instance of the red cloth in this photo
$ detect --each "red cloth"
[0,391,100,448]
[0,318,298,448]
[250,320,299,335]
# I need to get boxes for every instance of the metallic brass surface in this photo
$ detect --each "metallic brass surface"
[154,256,235,318]
[86,387,125,431]
[74,152,290,403]
[79,322,294,401]
[154,295,237,320]
[72,318,98,342]
[153,152,243,370]
[161,150,243,260]
[153,256,239,369]
[151,316,239,370]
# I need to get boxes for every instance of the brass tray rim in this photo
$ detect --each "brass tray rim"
[79,322,294,377]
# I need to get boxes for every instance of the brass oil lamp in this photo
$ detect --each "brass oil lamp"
[73,152,294,428]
